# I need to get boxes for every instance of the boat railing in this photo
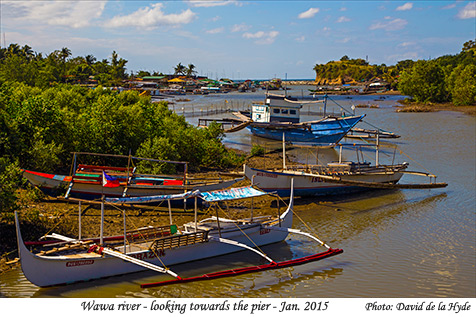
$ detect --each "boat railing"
[125,225,178,244]
[286,162,403,175]
[149,230,209,253]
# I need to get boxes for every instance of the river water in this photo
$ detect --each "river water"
[1,87,475,298]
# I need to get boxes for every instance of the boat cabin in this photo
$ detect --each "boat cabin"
[251,94,302,123]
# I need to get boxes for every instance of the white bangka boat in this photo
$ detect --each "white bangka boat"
[15,183,343,288]
[245,136,447,198]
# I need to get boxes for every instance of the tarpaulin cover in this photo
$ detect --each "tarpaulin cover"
[104,186,267,204]
[105,190,200,204]
[199,186,267,202]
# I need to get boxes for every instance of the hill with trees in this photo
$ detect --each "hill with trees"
[313,40,476,106]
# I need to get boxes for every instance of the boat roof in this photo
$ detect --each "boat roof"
[200,186,268,202]
[104,186,268,204]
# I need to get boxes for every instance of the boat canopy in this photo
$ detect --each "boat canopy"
[104,186,268,204]
[105,190,200,204]
[199,186,268,202]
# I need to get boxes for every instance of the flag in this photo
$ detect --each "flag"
[102,171,120,188]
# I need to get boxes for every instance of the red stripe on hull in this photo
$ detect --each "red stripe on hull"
[140,248,343,288]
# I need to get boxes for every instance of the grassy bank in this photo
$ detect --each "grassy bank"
[397,99,476,115]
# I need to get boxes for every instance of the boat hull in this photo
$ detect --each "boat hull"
[22,169,242,200]
[245,165,404,197]
[247,115,364,146]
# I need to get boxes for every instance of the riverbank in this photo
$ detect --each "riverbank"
[396,99,476,115]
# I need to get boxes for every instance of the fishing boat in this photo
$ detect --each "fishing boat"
[236,93,365,147]
[244,139,447,197]
[22,152,243,200]
[14,183,343,288]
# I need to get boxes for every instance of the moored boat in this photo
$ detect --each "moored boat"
[244,141,447,197]
[22,152,243,200]
[14,184,343,287]
[244,163,408,197]
[238,93,365,147]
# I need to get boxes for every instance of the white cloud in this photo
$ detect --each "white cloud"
[336,16,350,23]
[387,51,419,62]
[369,17,408,31]
[396,3,413,11]
[231,23,251,32]
[295,36,306,42]
[243,31,279,44]
[298,8,320,19]
[457,2,476,19]
[442,3,457,10]
[336,37,351,44]
[398,41,416,48]
[104,3,196,29]
[4,0,106,28]
[187,0,240,8]
[206,27,225,34]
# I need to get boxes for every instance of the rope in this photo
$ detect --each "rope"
[214,202,271,260]
[271,194,326,247]
[103,201,170,271]
[398,149,433,175]
[41,203,85,238]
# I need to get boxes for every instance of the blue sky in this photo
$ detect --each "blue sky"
[1,1,475,79]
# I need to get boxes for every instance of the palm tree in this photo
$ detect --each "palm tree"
[21,45,34,60]
[6,44,20,56]
[174,62,186,76]
[186,63,197,78]
[60,47,71,63]
[85,54,96,66]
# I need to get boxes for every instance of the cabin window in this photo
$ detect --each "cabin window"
[281,109,288,114]
[290,110,296,115]
[273,109,280,114]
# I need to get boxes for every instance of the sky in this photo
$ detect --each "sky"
[1,0,475,79]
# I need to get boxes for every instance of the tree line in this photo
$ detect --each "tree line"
[0,44,247,213]
[313,40,476,106]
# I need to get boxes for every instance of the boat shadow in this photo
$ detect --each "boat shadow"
[291,188,402,207]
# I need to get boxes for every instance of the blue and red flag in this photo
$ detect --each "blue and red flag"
[102,171,120,188]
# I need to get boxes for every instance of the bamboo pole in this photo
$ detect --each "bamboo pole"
[100,197,104,245]
[168,200,172,225]
[78,201,82,240]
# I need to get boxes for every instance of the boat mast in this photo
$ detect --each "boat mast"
[323,94,328,116]
[282,133,286,169]
[78,201,82,240]
[100,196,104,245]
[339,144,343,163]
[123,209,127,253]
[376,129,380,166]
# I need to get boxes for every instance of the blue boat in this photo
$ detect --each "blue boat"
[242,93,365,146]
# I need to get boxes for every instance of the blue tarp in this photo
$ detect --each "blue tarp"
[104,186,267,204]
[105,190,200,204]
[199,186,267,202]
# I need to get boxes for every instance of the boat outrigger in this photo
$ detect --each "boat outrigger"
[14,182,343,288]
